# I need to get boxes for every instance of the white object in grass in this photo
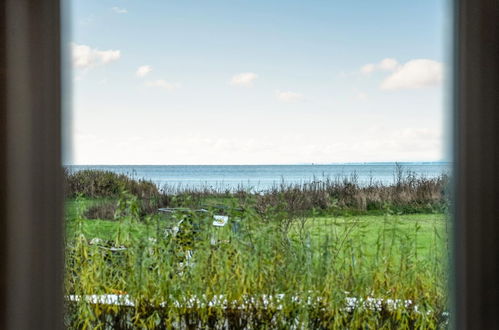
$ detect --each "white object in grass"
[212,215,228,227]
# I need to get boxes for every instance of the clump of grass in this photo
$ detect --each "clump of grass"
[253,173,448,219]
[81,197,175,221]
[84,201,117,220]
[64,168,162,199]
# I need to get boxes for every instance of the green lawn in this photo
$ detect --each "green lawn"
[292,213,447,258]
[66,198,447,259]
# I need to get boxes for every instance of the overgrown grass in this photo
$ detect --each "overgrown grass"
[65,191,449,328]
[65,167,449,220]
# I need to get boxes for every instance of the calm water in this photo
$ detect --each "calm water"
[67,163,450,192]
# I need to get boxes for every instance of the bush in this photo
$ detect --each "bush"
[84,201,117,220]
[64,168,160,199]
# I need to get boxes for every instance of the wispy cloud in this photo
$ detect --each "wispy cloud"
[145,79,180,91]
[73,127,443,164]
[136,65,152,78]
[360,58,399,74]
[380,59,443,90]
[72,43,120,69]
[230,72,258,87]
[276,91,304,103]
[112,7,128,14]
[360,63,376,74]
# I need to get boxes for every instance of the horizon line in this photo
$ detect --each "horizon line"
[65,161,452,166]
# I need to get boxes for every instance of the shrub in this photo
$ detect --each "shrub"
[84,201,117,220]
[64,168,160,199]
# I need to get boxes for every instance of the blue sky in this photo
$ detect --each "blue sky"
[70,0,448,165]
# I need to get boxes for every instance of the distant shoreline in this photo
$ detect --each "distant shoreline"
[65,161,452,167]
[65,163,450,191]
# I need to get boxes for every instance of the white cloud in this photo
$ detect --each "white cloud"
[112,7,128,14]
[380,59,443,90]
[360,58,399,74]
[72,127,444,164]
[276,91,304,103]
[230,72,258,87]
[72,43,121,69]
[378,58,399,71]
[136,65,152,77]
[360,63,376,74]
[145,79,180,91]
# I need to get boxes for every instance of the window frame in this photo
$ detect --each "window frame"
[1,1,63,329]
[452,0,499,328]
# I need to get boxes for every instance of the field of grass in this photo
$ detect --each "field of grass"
[64,194,449,328]
[294,213,447,258]
[67,199,446,259]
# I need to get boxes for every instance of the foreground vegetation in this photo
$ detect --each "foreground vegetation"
[64,169,450,329]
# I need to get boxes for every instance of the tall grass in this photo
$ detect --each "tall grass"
[64,168,163,200]
[253,172,449,217]
[65,168,449,220]
[65,193,449,328]
[64,169,170,217]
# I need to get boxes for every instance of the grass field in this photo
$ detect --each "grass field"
[67,199,447,259]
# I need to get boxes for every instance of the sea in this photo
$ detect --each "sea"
[67,163,451,192]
